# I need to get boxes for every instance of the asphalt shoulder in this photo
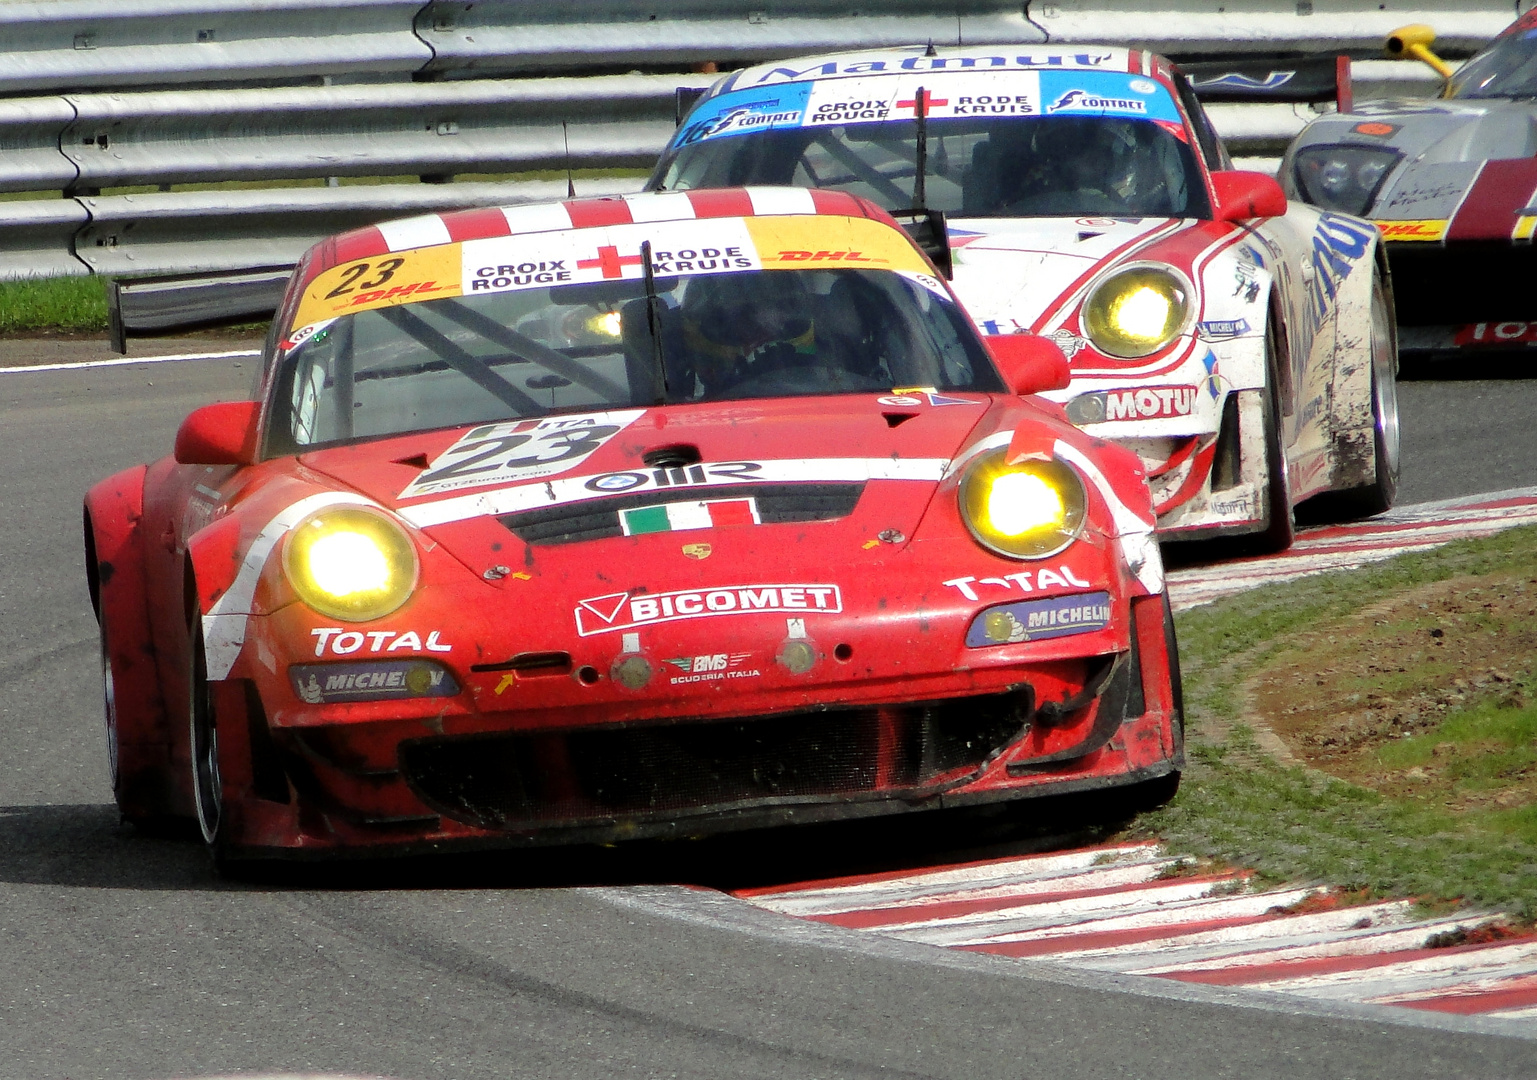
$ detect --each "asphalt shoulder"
[0,333,266,369]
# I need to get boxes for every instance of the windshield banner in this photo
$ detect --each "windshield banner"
[291,215,931,333]
[674,69,1181,150]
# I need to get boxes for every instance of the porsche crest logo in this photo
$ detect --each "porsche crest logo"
[682,543,713,560]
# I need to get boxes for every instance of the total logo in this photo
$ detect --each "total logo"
[309,628,453,656]
[943,565,1093,601]
[664,652,761,684]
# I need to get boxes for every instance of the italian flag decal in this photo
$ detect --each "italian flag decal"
[620,498,760,535]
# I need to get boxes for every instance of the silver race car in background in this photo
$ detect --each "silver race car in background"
[1283,14,1537,353]
[651,46,1400,549]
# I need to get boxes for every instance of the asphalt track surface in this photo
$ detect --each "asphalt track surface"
[3,356,1537,1080]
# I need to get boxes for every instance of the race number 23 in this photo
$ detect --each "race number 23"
[324,258,406,299]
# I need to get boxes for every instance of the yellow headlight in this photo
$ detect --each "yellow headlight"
[959,449,1088,560]
[1083,266,1190,359]
[284,506,419,622]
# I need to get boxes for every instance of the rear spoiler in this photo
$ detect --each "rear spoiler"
[1181,54,1353,113]
[108,266,290,354]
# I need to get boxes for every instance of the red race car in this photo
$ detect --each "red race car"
[85,187,1182,865]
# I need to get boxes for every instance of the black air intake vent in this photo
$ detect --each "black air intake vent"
[500,482,864,545]
[399,688,1033,832]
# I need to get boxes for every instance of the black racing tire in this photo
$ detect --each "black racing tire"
[189,621,233,869]
[1250,318,1295,553]
[1303,271,1400,522]
[1162,591,1185,764]
[99,614,123,806]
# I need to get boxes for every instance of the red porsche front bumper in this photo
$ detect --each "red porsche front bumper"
[208,593,1180,858]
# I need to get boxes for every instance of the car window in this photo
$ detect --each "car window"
[658,113,1206,219]
[1449,23,1537,98]
[268,268,1002,452]
[1170,70,1231,172]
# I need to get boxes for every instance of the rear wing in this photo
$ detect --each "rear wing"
[108,266,290,354]
[1181,55,1353,113]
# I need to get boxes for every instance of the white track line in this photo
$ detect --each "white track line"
[743,843,1161,915]
[0,348,260,374]
[1128,917,1502,976]
[884,878,1297,945]
[924,887,1322,948]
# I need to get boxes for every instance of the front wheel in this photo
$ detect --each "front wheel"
[1250,318,1295,553]
[1320,272,1400,519]
[189,623,231,865]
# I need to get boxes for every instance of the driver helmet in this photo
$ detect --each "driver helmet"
[1018,119,1135,197]
[680,271,816,388]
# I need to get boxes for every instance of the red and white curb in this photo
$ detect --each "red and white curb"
[734,843,1537,1020]
[1167,486,1537,610]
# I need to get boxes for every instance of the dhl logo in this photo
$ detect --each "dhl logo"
[776,249,875,261]
[1372,219,1446,242]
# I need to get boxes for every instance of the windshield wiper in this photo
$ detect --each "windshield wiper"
[892,85,954,278]
[378,305,543,415]
[913,84,929,209]
[433,298,627,401]
[641,239,670,403]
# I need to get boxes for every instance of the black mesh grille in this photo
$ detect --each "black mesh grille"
[1387,242,1537,326]
[398,689,1032,831]
[501,483,864,545]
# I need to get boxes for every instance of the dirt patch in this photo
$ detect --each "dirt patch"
[1247,571,1537,814]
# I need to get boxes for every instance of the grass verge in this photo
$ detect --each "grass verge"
[1139,523,1537,919]
[0,276,108,334]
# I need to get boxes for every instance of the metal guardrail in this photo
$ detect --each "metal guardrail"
[0,0,429,94]
[0,0,1516,283]
[47,74,700,193]
[67,177,642,279]
[0,0,1514,95]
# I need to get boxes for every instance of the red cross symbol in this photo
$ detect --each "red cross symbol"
[896,90,948,114]
[577,245,644,278]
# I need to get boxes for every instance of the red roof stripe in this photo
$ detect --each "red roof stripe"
[330,227,388,266]
[564,197,636,229]
[684,189,757,220]
[443,206,515,243]
[808,188,866,217]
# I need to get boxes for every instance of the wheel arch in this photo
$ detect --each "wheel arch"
[85,465,179,818]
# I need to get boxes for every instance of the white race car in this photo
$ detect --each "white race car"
[650,45,1400,548]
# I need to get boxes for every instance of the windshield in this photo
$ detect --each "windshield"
[267,268,1002,452]
[1449,21,1537,99]
[656,114,1206,219]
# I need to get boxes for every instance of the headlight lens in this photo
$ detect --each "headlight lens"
[1082,266,1190,359]
[284,506,419,621]
[1292,145,1401,217]
[959,448,1088,560]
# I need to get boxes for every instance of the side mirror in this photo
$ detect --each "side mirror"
[174,401,261,466]
[892,208,954,279]
[986,334,1071,395]
[1211,171,1288,222]
[1386,24,1454,79]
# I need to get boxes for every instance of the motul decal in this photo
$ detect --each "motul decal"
[575,584,842,636]
[1065,385,1197,425]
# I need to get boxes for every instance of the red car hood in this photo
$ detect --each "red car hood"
[295,394,1000,566]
